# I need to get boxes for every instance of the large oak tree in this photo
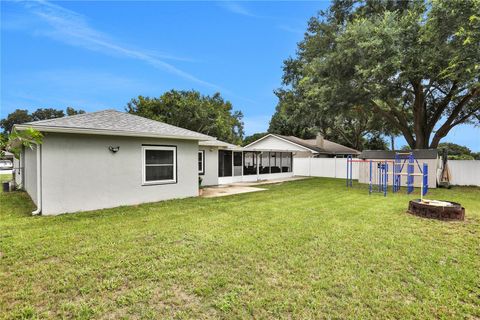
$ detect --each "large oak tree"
[270,0,480,149]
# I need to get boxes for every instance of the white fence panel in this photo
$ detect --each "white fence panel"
[448,160,480,186]
[293,157,358,179]
[310,158,336,178]
[336,158,359,179]
[293,158,311,176]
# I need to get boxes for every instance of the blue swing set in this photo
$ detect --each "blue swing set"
[346,152,429,199]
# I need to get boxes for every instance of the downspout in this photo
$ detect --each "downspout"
[32,143,42,215]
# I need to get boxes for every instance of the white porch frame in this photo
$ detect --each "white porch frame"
[218,150,294,185]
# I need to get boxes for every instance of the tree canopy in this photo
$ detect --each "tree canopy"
[270,0,480,150]
[242,132,268,146]
[0,107,85,134]
[0,110,31,135]
[438,142,479,160]
[0,128,43,159]
[126,90,244,145]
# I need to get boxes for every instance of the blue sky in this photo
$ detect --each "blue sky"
[1,1,479,151]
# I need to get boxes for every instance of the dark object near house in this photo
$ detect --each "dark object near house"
[438,148,451,188]
[408,199,465,220]
[2,182,10,192]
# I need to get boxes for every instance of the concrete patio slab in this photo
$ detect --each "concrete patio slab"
[231,176,310,187]
[200,176,310,198]
[201,185,266,198]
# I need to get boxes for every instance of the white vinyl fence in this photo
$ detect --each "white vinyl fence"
[294,158,480,187]
[448,160,480,186]
[293,157,358,179]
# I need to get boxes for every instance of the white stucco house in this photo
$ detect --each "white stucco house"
[14,110,298,215]
[14,110,219,215]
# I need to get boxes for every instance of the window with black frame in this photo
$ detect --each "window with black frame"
[142,146,176,184]
[198,150,205,174]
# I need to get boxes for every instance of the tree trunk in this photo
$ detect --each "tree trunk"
[412,81,429,149]
[390,135,395,151]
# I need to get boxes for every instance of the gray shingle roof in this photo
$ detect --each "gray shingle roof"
[276,134,361,155]
[304,138,361,155]
[16,109,215,141]
[275,135,326,153]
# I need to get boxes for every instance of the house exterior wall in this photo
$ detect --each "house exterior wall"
[23,145,38,205]
[199,147,219,186]
[358,158,438,189]
[39,133,199,215]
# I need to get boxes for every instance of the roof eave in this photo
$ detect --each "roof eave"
[14,124,215,141]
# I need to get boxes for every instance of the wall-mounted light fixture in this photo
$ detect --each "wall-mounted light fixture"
[108,146,120,153]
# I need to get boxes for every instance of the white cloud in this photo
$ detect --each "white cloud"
[17,0,221,90]
[218,1,255,17]
[277,25,304,35]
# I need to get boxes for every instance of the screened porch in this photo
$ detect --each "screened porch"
[217,150,294,184]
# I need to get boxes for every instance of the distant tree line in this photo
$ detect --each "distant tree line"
[438,142,480,160]
[401,142,479,160]
[0,107,85,134]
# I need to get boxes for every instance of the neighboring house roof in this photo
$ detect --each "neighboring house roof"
[359,149,439,160]
[199,140,244,150]
[245,133,360,155]
[1,151,14,159]
[14,109,215,141]
[303,138,361,155]
[275,135,327,153]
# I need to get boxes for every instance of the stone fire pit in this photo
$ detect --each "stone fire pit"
[407,199,465,221]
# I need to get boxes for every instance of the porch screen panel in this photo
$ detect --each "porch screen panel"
[270,152,281,173]
[233,152,243,176]
[260,152,270,174]
[243,152,256,175]
[218,150,232,177]
[281,152,292,172]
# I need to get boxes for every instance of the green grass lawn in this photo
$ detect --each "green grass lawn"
[1,178,479,319]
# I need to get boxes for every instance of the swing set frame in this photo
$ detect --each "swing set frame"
[346,152,428,199]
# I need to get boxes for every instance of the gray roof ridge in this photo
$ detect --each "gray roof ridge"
[18,109,215,140]
[122,110,205,134]
[23,109,115,126]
